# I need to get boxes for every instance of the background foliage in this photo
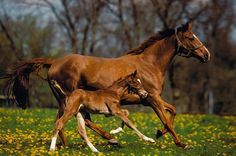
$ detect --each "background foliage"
[0,0,235,114]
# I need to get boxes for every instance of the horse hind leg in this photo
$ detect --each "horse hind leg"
[77,112,99,153]
[48,80,67,147]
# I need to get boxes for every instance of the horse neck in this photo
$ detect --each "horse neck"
[142,36,176,76]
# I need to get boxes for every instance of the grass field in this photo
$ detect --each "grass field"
[0,108,235,155]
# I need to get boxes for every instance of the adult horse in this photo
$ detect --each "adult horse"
[3,22,210,148]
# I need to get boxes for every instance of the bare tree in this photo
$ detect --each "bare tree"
[44,0,79,53]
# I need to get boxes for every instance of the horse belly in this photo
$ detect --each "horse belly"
[82,60,137,89]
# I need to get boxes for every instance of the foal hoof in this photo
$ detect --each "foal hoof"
[176,142,188,149]
[108,139,119,145]
[56,142,67,149]
[156,130,163,139]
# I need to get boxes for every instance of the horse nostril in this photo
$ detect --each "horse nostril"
[204,54,209,61]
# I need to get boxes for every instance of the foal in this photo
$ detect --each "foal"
[49,71,155,152]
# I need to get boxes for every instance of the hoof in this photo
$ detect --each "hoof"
[49,148,55,151]
[176,142,188,149]
[56,142,66,149]
[108,139,119,145]
[146,137,155,143]
[156,130,163,139]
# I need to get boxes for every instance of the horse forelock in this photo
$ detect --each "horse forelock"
[126,28,175,55]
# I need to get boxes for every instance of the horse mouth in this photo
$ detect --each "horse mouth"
[192,53,210,63]
[201,56,210,63]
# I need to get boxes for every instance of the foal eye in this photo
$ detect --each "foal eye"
[137,79,141,83]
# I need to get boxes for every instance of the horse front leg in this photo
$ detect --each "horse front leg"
[156,100,176,139]
[82,111,119,145]
[148,95,187,148]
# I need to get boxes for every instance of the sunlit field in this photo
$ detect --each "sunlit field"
[0,108,235,155]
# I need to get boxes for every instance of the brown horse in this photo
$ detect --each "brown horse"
[3,22,210,148]
[49,71,152,152]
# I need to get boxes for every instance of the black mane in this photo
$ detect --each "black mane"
[126,28,177,55]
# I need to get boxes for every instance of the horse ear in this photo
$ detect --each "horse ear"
[183,22,192,31]
[187,22,193,30]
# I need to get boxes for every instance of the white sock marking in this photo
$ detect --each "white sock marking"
[87,142,99,153]
[110,127,124,134]
[50,137,57,151]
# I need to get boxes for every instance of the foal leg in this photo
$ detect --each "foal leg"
[50,108,73,151]
[110,109,129,134]
[83,111,118,145]
[77,112,99,153]
[111,108,155,143]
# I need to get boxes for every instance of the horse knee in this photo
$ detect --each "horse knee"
[167,104,176,116]
[172,106,176,116]
[163,122,174,131]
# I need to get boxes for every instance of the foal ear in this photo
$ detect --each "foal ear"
[131,70,137,78]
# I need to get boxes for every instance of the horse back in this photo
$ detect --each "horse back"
[48,54,138,91]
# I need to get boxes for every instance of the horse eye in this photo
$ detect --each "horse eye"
[185,36,194,41]
[189,37,194,41]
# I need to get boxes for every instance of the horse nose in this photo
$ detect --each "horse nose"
[203,47,210,62]
[204,53,210,62]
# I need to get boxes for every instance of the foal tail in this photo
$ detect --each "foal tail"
[1,58,53,109]
[50,80,67,98]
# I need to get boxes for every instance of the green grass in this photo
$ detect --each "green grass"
[0,108,235,155]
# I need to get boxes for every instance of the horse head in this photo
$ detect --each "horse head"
[175,22,210,63]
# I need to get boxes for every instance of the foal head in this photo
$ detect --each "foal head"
[115,70,148,99]
[175,22,210,62]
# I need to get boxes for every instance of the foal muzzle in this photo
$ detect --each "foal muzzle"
[139,91,148,99]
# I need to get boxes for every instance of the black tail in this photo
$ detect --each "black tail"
[1,58,53,109]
